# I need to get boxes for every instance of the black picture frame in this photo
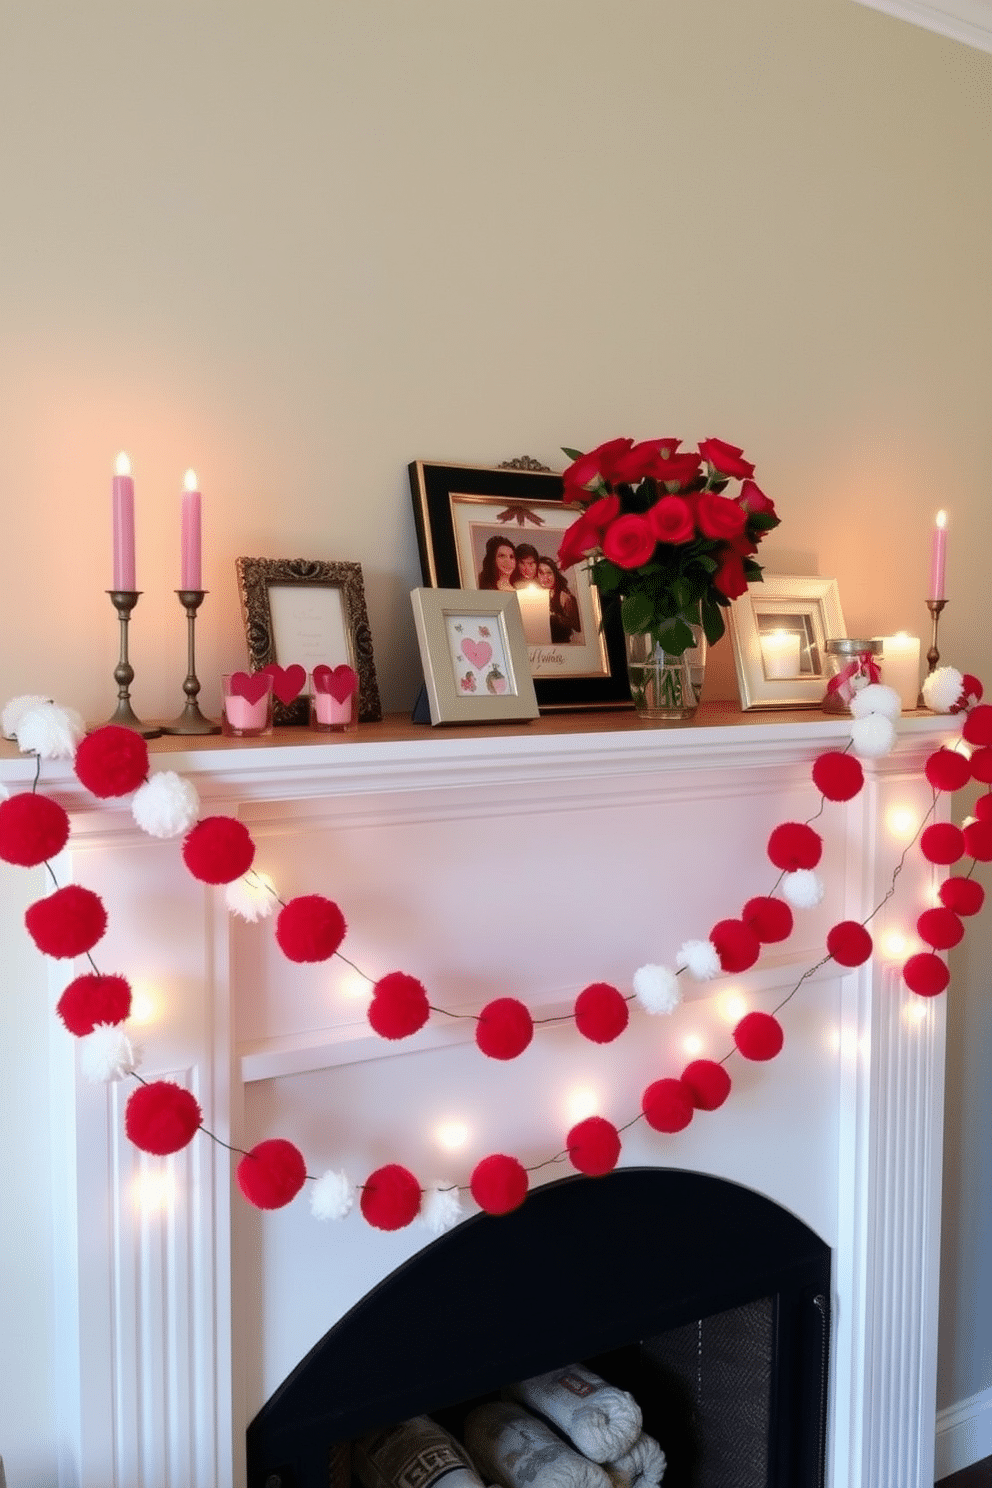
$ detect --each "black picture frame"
[408,461,632,711]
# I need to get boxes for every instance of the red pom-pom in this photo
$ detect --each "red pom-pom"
[917,907,964,950]
[367,972,430,1039]
[470,1154,529,1215]
[826,920,873,967]
[950,674,984,711]
[74,725,149,798]
[925,748,972,793]
[733,1011,785,1061]
[962,704,992,746]
[275,895,347,962]
[767,822,823,872]
[742,896,794,944]
[976,794,992,822]
[641,1077,694,1133]
[574,982,629,1043]
[0,792,70,866]
[237,1139,307,1210]
[940,877,985,916]
[567,1116,621,1176]
[963,820,992,862]
[360,1163,422,1229]
[710,918,761,973]
[182,815,256,885]
[920,823,965,865]
[25,884,107,958]
[57,972,131,1034]
[681,1058,732,1111]
[969,748,992,785]
[903,951,950,998]
[475,997,533,1060]
[812,751,864,802]
[125,1081,201,1155]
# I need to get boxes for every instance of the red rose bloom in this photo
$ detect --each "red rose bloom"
[647,449,703,488]
[648,495,695,545]
[584,493,621,532]
[610,439,671,485]
[557,514,602,572]
[601,514,656,569]
[698,437,755,479]
[737,479,777,518]
[562,438,634,491]
[712,548,749,599]
[696,492,746,541]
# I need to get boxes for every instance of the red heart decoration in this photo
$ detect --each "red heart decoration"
[259,663,307,705]
[313,664,359,704]
[228,671,271,706]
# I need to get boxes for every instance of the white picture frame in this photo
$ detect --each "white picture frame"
[728,574,846,710]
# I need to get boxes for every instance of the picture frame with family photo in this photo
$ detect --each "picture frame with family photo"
[408,461,631,710]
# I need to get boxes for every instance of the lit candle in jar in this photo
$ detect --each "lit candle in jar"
[181,468,202,590]
[112,451,136,590]
[929,510,947,602]
[515,583,551,645]
[760,629,801,679]
[879,632,921,711]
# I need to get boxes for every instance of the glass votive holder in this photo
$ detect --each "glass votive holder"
[221,672,274,738]
[822,638,883,714]
[309,670,358,733]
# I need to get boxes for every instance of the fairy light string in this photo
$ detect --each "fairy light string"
[1,669,990,1231]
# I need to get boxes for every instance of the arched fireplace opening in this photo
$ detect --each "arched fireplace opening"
[247,1168,830,1488]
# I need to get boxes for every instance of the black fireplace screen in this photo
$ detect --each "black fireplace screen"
[247,1168,830,1488]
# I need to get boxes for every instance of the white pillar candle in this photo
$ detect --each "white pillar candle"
[879,633,921,711]
[761,629,801,679]
[515,583,552,645]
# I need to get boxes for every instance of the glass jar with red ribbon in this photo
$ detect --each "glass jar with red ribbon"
[822,638,883,714]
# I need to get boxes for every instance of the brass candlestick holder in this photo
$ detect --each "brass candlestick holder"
[161,590,220,735]
[918,598,947,708]
[106,591,161,737]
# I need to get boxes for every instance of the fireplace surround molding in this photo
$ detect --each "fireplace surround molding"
[3,709,950,1488]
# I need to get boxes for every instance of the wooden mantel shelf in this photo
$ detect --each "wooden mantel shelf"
[0,702,950,810]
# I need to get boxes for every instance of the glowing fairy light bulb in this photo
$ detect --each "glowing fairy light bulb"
[565,1087,599,1123]
[683,1034,704,1056]
[435,1120,470,1152]
[886,806,917,840]
[881,930,909,959]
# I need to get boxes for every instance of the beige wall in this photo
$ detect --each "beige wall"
[1,1,990,1478]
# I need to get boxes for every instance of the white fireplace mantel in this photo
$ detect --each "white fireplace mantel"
[3,708,954,1488]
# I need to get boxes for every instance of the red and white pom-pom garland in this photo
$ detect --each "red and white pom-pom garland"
[5,666,988,1235]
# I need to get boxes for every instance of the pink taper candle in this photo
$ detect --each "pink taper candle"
[180,468,202,590]
[112,451,136,590]
[929,510,947,602]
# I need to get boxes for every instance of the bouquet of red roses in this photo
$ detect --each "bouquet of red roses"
[557,435,779,655]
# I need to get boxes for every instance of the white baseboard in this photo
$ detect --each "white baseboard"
[935,1384,992,1480]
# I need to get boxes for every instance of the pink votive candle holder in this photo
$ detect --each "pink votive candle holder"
[222,673,274,738]
[309,666,358,733]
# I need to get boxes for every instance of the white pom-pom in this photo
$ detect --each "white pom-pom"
[225,871,279,922]
[15,702,86,760]
[131,771,200,838]
[419,1182,463,1236]
[310,1169,354,1221]
[675,939,721,981]
[922,666,965,713]
[78,1024,140,1083]
[632,963,682,1013]
[849,683,901,721]
[2,694,51,739]
[851,713,896,759]
[781,869,825,909]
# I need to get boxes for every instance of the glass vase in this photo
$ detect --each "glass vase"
[624,627,707,721]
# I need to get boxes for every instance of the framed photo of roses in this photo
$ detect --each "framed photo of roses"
[408,461,632,710]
